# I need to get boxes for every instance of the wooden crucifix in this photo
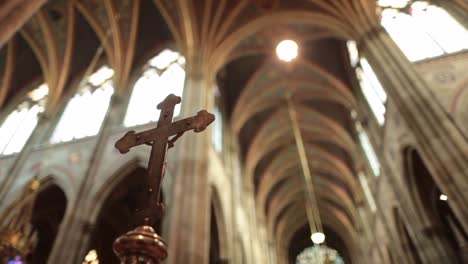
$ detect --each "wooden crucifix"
[113,94,214,263]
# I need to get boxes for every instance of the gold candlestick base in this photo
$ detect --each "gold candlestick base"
[113,225,167,264]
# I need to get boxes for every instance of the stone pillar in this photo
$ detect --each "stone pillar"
[246,186,264,264]
[165,57,213,264]
[359,28,465,263]
[47,95,124,263]
[267,240,277,264]
[227,132,244,264]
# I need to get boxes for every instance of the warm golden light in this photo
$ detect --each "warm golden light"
[28,84,49,101]
[276,40,298,62]
[88,66,114,86]
[311,232,325,244]
[83,249,99,264]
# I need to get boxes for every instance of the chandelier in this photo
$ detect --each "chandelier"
[296,246,345,264]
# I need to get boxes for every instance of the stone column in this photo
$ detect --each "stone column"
[47,95,124,263]
[228,132,244,264]
[359,28,465,263]
[165,57,214,264]
[267,240,277,264]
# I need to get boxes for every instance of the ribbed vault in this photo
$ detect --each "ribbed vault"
[0,0,380,261]
[218,2,371,259]
[225,47,362,255]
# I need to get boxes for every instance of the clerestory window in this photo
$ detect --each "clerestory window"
[124,49,186,127]
[212,103,223,153]
[50,66,114,143]
[0,84,48,155]
[359,172,377,212]
[356,122,381,177]
[347,41,387,126]
[378,0,468,62]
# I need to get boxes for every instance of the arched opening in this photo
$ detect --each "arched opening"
[394,207,423,264]
[209,202,221,264]
[209,188,228,264]
[288,224,350,264]
[87,167,165,263]
[28,184,67,264]
[405,148,467,261]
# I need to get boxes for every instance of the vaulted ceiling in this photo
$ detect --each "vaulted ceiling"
[0,0,380,260]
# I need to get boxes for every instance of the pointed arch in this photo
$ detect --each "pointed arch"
[209,185,229,264]
[403,146,466,260]
[87,163,167,263]
[28,183,67,263]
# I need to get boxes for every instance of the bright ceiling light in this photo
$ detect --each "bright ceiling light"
[276,40,298,62]
[440,194,448,201]
[311,232,325,244]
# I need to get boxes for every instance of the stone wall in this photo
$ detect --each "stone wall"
[361,51,468,264]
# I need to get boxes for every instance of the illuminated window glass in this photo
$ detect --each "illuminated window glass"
[378,0,468,61]
[0,84,48,155]
[212,105,223,152]
[124,49,186,127]
[50,66,114,143]
[356,58,387,126]
[347,42,387,126]
[347,40,359,67]
[357,123,381,177]
[359,172,377,212]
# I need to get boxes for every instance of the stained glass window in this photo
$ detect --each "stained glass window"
[356,122,381,177]
[50,66,114,143]
[124,49,186,127]
[378,0,468,61]
[296,246,345,264]
[0,84,48,155]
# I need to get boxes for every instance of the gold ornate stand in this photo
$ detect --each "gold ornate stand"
[113,225,167,264]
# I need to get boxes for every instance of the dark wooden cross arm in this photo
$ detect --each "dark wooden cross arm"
[115,110,215,154]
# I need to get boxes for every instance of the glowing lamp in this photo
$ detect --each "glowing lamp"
[311,232,325,244]
[276,40,298,62]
